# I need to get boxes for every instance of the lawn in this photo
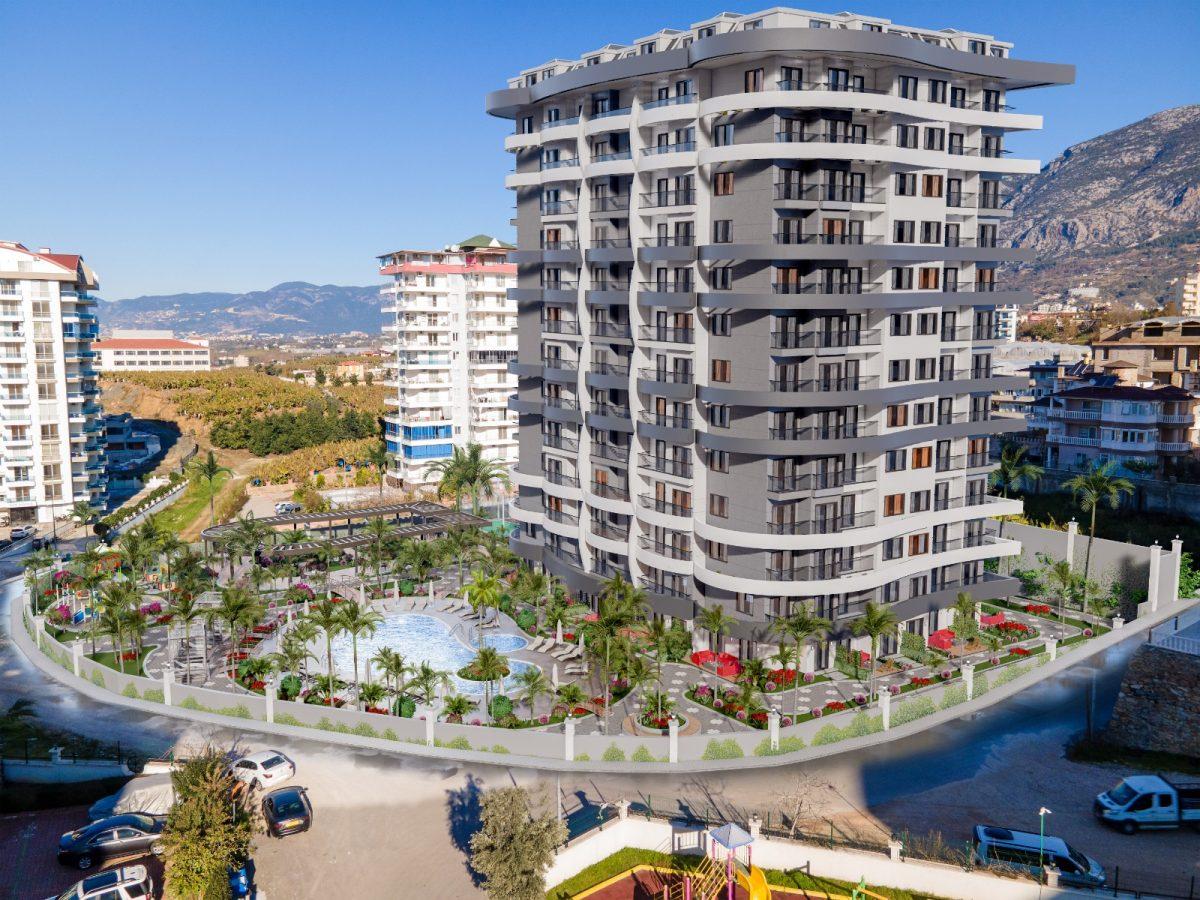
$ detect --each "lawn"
[546,848,951,899]
[88,644,156,676]
[153,470,231,534]
[1016,490,1200,549]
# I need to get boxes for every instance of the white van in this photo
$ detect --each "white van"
[973,824,1106,887]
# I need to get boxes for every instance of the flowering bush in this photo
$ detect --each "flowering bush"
[767,668,797,686]
[910,676,933,687]
[713,698,725,709]
[811,707,823,718]
[990,656,1001,665]
[888,684,901,696]
[940,669,953,680]
[154,614,173,626]
[736,709,748,721]
[48,603,71,625]
[852,693,867,705]
[1025,603,1052,615]
[764,681,777,693]
[781,716,793,727]
[803,672,815,684]
[139,601,163,616]
[694,684,713,699]
[1011,647,1031,657]
[470,718,482,726]
[121,650,138,662]
[996,621,1030,633]
[825,700,847,712]
[1083,627,1094,637]
[538,714,549,725]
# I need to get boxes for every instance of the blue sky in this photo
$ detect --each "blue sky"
[4,0,1197,299]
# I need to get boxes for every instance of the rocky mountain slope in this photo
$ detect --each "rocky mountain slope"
[99,282,384,336]
[1005,105,1200,304]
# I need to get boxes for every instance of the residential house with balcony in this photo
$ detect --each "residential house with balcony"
[1092,317,1200,392]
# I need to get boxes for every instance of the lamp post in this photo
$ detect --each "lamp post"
[1038,806,1052,897]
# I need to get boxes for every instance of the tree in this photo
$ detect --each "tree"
[408,661,451,705]
[361,517,395,583]
[307,600,345,702]
[583,575,648,734]
[358,682,387,711]
[463,569,504,645]
[770,602,831,720]
[363,440,391,500]
[425,442,512,516]
[214,587,261,677]
[990,444,1044,562]
[443,693,475,723]
[70,500,95,534]
[1045,559,1080,623]
[161,749,253,900]
[951,591,978,654]
[555,682,584,714]
[372,646,409,699]
[337,600,382,709]
[441,527,483,593]
[189,450,232,529]
[470,786,566,900]
[850,601,898,704]
[697,603,734,654]
[1063,461,1135,581]
[98,582,135,673]
[514,666,551,720]
[314,366,327,386]
[471,646,509,714]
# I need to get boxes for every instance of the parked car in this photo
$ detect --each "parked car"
[274,501,302,514]
[10,525,36,541]
[972,824,1106,887]
[1094,775,1200,833]
[45,864,154,900]
[230,749,295,789]
[262,785,312,837]
[58,814,165,869]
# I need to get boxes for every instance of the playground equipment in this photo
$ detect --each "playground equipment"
[664,823,772,900]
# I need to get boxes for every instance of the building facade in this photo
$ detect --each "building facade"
[378,237,518,491]
[1175,265,1200,318]
[488,9,1073,658]
[994,303,1019,342]
[1093,317,1200,391]
[93,329,211,372]
[0,242,107,527]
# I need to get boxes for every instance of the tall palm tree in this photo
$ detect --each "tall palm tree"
[372,647,409,699]
[363,440,391,501]
[644,617,671,709]
[307,600,345,702]
[288,619,320,682]
[70,500,96,545]
[951,591,977,655]
[697,603,735,654]
[408,661,451,705]
[583,574,648,734]
[622,653,656,719]
[157,531,188,592]
[361,518,396,584]
[170,592,204,684]
[440,527,483,593]
[515,666,551,720]
[189,449,231,529]
[269,639,314,691]
[425,443,511,516]
[1063,461,1135,581]
[471,646,509,715]
[990,444,1044,567]
[770,601,831,719]
[97,582,135,673]
[850,601,899,704]
[214,586,261,677]
[556,682,584,716]
[1045,559,1079,623]
[358,682,388,712]
[463,569,504,644]
[337,600,383,709]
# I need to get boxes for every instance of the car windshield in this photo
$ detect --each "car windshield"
[274,794,306,816]
[1108,781,1138,805]
[1065,845,1091,872]
[261,755,286,770]
[129,814,156,830]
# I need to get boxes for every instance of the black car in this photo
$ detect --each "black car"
[262,786,312,837]
[58,814,165,870]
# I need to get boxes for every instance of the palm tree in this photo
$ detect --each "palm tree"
[358,682,388,712]
[337,600,383,708]
[555,682,585,716]
[361,518,396,584]
[307,600,345,701]
[951,591,978,655]
[269,639,314,694]
[644,618,671,706]
[583,574,648,734]
[1045,559,1080,623]
[70,500,95,542]
[514,666,551,721]
[157,531,188,592]
[1063,461,1135,581]
[739,657,770,692]
[770,601,831,720]
[425,443,511,516]
[463,569,504,644]
[850,602,899,704]
[170,592,204,684]
[697,603,735,654]
[214,586,261,677]
[189,450,231,529]
[440,527,483,593]
[621,653,656,721]
[372,647,409,699]
[397,538,440,586]
[288,619,319,682]
[443,693,476,724]
[97,582,135,673]
[363,441,391,501]
[312,537,341,600]
[408,661,452,705]
[471,646,509,715]
[990,444,1044,570]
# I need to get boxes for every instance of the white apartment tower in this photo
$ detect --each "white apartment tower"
[378,236,518,491]
[488,9,1073,658]
[0,243,107,527]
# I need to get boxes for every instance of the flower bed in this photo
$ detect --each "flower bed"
[686,684,769,730]
[457,660,510,682]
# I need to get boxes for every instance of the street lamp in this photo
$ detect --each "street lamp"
[1038,806,1052,894]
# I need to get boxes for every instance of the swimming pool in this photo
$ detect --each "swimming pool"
[327,613,535,696]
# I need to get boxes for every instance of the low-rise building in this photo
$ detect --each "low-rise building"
[1092,317,1200,390]
[93,329,211,372]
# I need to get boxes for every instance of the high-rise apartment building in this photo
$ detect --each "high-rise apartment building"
[1175,265,1200,317]
[994,303,1019,342]
[378,236,518,491]
[0,242,107,527]
[489,9,1073,660]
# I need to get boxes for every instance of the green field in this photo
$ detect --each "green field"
[153,471,231,534]
[88,644,156,676]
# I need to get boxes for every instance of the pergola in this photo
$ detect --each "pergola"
[200,501,488,558]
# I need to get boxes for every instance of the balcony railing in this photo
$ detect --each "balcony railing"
[591,237,632,248]
[773,183,885,203]
[773,232,881,245]
[769,375,879,393]
[541,279,579,291]
[544,471,581,488]
[639,577,690,600]
[639,496,692,518]
[767,466,876,493]
[767,556,872,581]
[591,150,632,162]
[590,480,631,502]
[642,141,696,155]
[639,235,695,247]
[768,421,876,440]
[542,433,579,453]
[542,395,579,410]
[591,106,632,119]
[639,189,695,208]
[590,442,630,463]
[639,536,691,560]
[591,195,630,212]
[638,453,692,478]
[543,506,579,526]
[540,200,577,215]
[541,319,581,335]
[547,544,584,568]
[590,520,630,541]
[541,356,577,371]
[589,402,631,419]
[639,280,694,293]
[590,321,632,338]
[770,328,880,349]
[643,93,696,109]
[638,367,693,384]
[774,130,884,145]
[589,281,632,293]
[639,410,693,430]
[592,361,630,377]
[767,510,875,535]
[773,281,875,295]
[638,325,694,344]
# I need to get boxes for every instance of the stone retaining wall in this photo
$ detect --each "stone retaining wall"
[1103,643,1200,758]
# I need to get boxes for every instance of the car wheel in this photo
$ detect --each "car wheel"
[77,855,93,870]
[151,839,165,856]
[1120,820,1137,835]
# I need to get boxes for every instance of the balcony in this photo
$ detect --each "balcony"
[591,195,630,213]
[770,328,880,350]
[591,237,632,249]
[642,140,696,156]
[547,544,584,568]
[589,281,632,295]
[767,556,873,582]
[541,279,579,292]
[772,281,875,295]
[543,506,579,526]
[589,402,630,420]
[591,519,630,541]
[539,157,580,171]
[541,318,581,336]
[639,495,692,518]
[767,510,875,535]
[639,410,692,430]
[543,395,579,411]
[643,93,696,110]
[591,150,632,163]
[767,466,876,493]
[772,232,881,245]
[639,235,695,248]
[638,577,690,600]
[638,325,694,344]
[639,535,691,560]
[590,321,632,339]
[768,421,876,441]
[639,189,695,209]
[638,453,692,478]
[592,361,630,378]
[592,106,631,120]
[773,183,885,204]
[768,375,879,393]
[541,356,577,372]
[540,200,578,216]
[590,442,630,463]
[775,130,885,146]
[590,480,631,502]
[638,281,694,294]
[545,470,581,488]
[637,367,693,385]
[775,78,887,95]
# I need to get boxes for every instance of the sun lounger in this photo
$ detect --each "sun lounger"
[530,638,550,653]
[552,645,578,660]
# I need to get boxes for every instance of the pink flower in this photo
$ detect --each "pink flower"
[803,672,815,684]
[811,707,823,718]
[781,716,793,727]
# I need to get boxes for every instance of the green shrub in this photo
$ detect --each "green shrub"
[443,736,471,751]
[143,689,164,703]
[218,704,252,719]
[754,735,806,756]
[383,728,399,741]
[812,724,846,746]
[180,697,202,711]
[91,670,107,689]
[845,713,883,737]
[701,739,744,760]
[602,744,626,762]
[122,684,140,699]
[940,684,968,709]
[276,713,302,726]
[393,696,417,718]
[900,630,930,665]
[400,580,415,596]
[631,745,655,762]
[995,662,1031,686]
[574,753,591,762]
[489,744,510,754]
[515,608,537,633]
[490,695,514,720]
[892,696,937,726]
[352,723,377,738]
[974,674,990,697]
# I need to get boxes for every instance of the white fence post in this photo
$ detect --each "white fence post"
[72,641,83,677]
[768,709,780,751]
[961,663,976,701]
[34,615,45,650]
[668,716,679,764]
[162,668,174,707]
[1046,638,1058,662]
[1112,616,1125,630]
[424,706,437,746]
[880,689,892,731]
[1171,537,1184,600]
[1066,519,1078,570]
[564,716,576,761]
[1148,543,1163,612]
[265,680,275,723]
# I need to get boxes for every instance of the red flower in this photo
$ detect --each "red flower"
[910,676,933,687]
[1011,647,1031,657]
[824,700,848,712]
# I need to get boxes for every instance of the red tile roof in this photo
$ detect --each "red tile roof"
[93,338,207,351]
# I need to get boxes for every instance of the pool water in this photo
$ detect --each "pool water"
[328,613,535,696]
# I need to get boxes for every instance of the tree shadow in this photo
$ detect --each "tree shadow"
[445,773,485,886]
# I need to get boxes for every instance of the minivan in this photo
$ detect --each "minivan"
[973,824,1106,887]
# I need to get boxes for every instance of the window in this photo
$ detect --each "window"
[895,173,917,196]
[883,537,903,560]
[519,115,534,134]
[712,220,732,243]
[910,490,931,513]
[711,266,733,290]
[885,448,907,471]
[950,86,967,108]
[708,449,729,472]
[897,75,918,99]
[809,18,830,28]
[708,541,728,562]
[917,312,938,334]
[889,359,910,382]
[744,68,764,92]
[714,122,735,146]
[890,313,912,336]
[969,40,986,54]
[918,267,940,290]
[921,174,943,197]
[886,404,908,427]
[708,404,729,427]
[893,220,915,244]
[711,313,731,336]
[912,446,932,468]
[892,267,914,290]
[908,533,929,555]
[884,494,905,516]
[711,359,731,382]
[928,79,947,103]
[709,494,729,517]
[896,125,918,148]
[920,221,942,244]
[923,127,945,151]
[916,357,936,380]
[714,172,734,195]
[640,42,656,55]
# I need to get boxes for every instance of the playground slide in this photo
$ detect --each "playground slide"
[735,864,772,900]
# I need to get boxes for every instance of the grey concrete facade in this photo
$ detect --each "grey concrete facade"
[491,9,1073,662]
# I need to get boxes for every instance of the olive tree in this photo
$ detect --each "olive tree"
[470,786,566,900]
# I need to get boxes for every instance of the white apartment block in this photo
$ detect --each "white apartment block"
[377,236,518,490]
[994,303,1019,342]
[0,242,107,527]
[1176,265,1200,318]
[93,329,212,372]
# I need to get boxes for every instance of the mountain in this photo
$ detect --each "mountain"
[99,282,385,336]
[1005,105,1200,305]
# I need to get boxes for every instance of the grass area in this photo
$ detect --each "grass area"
[1016,491,1200,548]
[1067,735,1200,776]
[153,470,231,534]
[546,848,950,899]
[88,644,156,676]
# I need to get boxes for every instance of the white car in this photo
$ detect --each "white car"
[11,525,37,541]
[274,501,302,515]
[46,865,153,900]
[230,750,295,789]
